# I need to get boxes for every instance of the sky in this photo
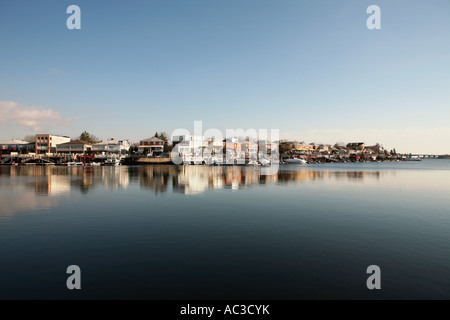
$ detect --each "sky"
[0,0,449,154]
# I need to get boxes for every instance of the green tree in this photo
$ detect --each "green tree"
[279,142,292,155]
[164,143,173,153]
[79,131,100,144]
[158,132,168,142]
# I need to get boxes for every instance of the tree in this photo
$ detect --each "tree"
[222,144,227,161]
[279,142,292,155]
[164,143,173,153]
[158,132,168,142]
[79,131,100,144]
[23,135,36,143]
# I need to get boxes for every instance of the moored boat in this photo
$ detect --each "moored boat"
[284,158,307,164]
[102,159,120,166]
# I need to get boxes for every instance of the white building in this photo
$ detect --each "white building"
[0,139,35,155]
[92,139,130,155]
[172,135,205,164]
[210,139,225,164]
[35,134,71,155]
[56,140,92,155]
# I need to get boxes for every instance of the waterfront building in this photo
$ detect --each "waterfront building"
[317,144,332,154]
[224,138,241,163]
[347,142,365,151]
[92,138,130,155]
[239,138,258,160]
[172,135,205,164]
[138,137,165,156]
[0,139,35,155]
[56,140,92,155]
[293,142,314,152]
[205,138,226,164]
[35,134,71,155]
[258,140,279,159]
[331,148,349,160]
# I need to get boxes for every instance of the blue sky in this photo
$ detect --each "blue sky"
[1,0,449,153]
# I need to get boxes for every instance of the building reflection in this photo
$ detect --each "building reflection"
[0,165,391,219]
[139,166,173,194]
[0,165,387,198]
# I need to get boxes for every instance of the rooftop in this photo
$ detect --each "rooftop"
[1,139,31,145]
[94,138,125,146]
[58,140,92,146]
[141,137,164,142]
[36,134,70,138]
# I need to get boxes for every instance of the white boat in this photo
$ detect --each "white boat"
[247,159,260,166]
[102,159,120,166]
[284,158,307,164]
[259,158,271,166]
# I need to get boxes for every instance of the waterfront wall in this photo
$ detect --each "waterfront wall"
[134,157,172,164]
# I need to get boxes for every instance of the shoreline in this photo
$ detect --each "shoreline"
[0,157,429,167]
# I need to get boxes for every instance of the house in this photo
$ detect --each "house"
[239,138,258,160]
[224,138,240,164]
[347,142,365,151]
[0,139,35,155]
[92,139,130,155]
[365,144,383,154]
[225,137,240,153]
[331,148,349,159]
[35,134,71,155]
[172,135,205,164]
[292,142,314,154]
[139,137,165,156]
[318,144,332,154]
[205,138,226,163]
[56,140,92,155]
[309,143,320,151]
[258,140,279,157]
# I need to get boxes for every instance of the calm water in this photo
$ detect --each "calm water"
[1,160,450,299]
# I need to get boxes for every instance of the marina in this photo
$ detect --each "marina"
[1,134,440,168]
[0,147,430,167]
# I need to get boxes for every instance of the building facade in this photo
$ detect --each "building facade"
[139,137,165,156]
[172,135,205,164]
[92,139,130,155]
[239,138,258,160]
[35,134,71,155]
[0,139,35,155]
[56,140,92,155]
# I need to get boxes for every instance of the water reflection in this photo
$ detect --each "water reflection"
[0,165,391,219]
[0,165,386,197]
[1,162,449,300]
